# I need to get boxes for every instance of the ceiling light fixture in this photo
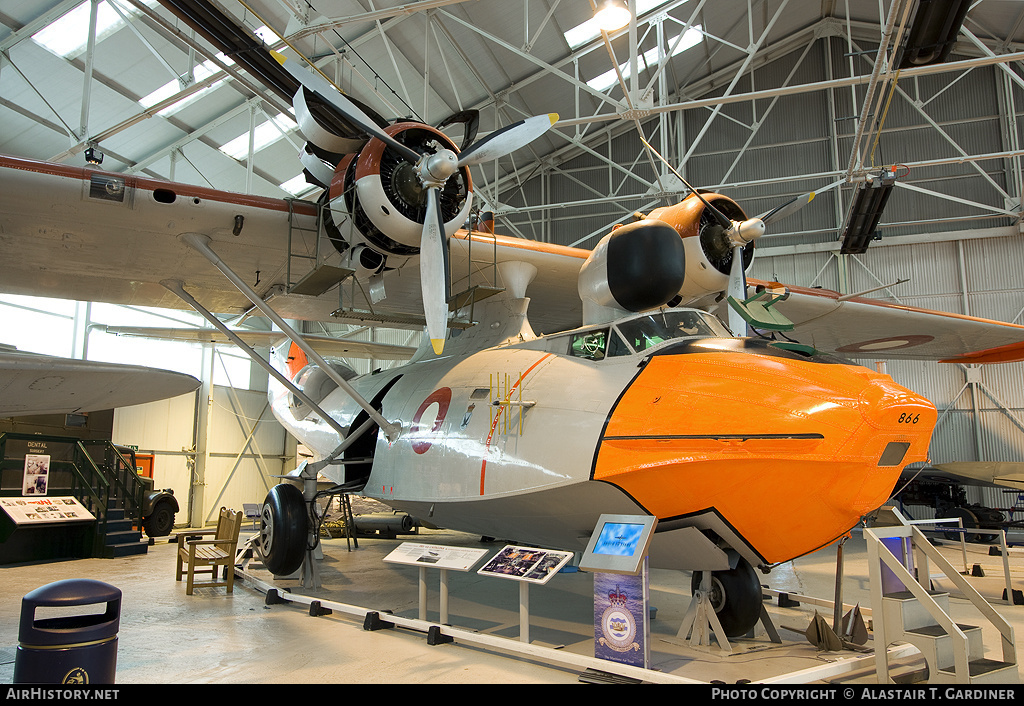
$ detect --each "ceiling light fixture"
[594,0,631,32]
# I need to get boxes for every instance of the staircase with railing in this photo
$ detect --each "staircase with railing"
[867,508,1018,683]
[0,433,148,558]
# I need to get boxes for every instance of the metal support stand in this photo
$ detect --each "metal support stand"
[418,567,451,624]
[677,571,732,653]
[520,582,530,644]
[300,462,320,590]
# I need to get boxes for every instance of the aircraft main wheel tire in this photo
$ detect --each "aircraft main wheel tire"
[260,484,308,576]
[690,558,761,638]
[143,500,175,537]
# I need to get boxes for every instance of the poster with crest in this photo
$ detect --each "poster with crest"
[593,564,650,668]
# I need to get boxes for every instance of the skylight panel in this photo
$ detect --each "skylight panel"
[139,57,229,116]
[564,0,680,49]
[219,113,297,160]
[587,25,702,91]
[280,173,319,197]
[32,0,157,59]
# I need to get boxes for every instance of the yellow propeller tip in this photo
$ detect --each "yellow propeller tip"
[269,49,286,65]
[808,192,816,202]
[431,339,445,355]
[548,113,559,124]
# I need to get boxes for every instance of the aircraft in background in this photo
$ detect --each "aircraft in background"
[894,461,1024,543]
[0,346,200,418]
[4,0,1024,637]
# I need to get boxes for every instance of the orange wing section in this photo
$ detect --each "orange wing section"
[593,343,936,564]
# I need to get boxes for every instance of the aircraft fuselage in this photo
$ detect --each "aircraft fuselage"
[270,304,936,571]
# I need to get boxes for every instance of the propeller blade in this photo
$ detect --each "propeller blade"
[457,114,558,167]
[727,244,748,336]
[637,135,733,230]
[757,191,815,226]
[421,187,450,355]
[270,50,421,164]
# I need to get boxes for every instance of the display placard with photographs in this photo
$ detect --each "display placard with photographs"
[22,454,50,496]
[477,545,574,585]
[0,496,96,525]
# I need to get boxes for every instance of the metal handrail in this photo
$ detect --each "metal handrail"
[867,521,1016,683]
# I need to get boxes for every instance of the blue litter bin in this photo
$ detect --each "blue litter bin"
[14,579,121,684]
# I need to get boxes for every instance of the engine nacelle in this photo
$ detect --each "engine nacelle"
[324,123,472,261]
[648,194,755,309]
[578,219,686,325]
[579,194,759,324]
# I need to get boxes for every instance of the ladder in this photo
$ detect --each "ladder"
[867,511,1018,683]
[286,198,354,298]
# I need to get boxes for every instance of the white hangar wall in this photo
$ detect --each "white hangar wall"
[114,377,287,528]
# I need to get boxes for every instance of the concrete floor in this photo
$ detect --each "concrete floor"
[1,522,1022,685]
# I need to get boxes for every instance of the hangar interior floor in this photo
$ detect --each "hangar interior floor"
[1,521,1022,685]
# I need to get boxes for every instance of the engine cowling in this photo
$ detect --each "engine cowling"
[325,123,473,259]
[648,193,755,309]
[579,194,758,324]
[578,219,686,324]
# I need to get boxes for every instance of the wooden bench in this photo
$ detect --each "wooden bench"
[176,507,243,595]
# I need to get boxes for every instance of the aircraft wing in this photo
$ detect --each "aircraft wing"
[0,155,586,334]
[3,154,1024,362]
[103,326,416,360]
[931,462,1024,491]
[0,350,201,417]
[752,280,1024,364]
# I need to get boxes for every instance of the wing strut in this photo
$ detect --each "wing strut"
[160,278,349,438]
[178,232,402,442]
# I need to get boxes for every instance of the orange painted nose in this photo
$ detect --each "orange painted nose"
[592,340,936,564]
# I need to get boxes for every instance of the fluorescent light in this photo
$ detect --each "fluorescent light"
[587,25,702,91]
[32,0,161,59]
[138,25,269,116]
[219,112,297,160]
[33,1,129,58]
[139,56,231,116]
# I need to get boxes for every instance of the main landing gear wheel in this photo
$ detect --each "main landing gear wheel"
[691,557,762,637]
[259,484,308,576]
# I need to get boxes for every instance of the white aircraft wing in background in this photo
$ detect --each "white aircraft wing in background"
[0,350,200,417]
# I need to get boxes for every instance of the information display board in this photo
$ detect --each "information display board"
[578,514,658,575]
[0,496,95,525]
[594,564,650,668]
[477,545,574,585]
[383,542,490,571]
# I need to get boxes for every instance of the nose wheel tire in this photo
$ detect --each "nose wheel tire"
[259,483,308,576]
[690,557,761,637]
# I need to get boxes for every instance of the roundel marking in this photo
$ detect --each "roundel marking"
[411,387,453,455]
[836,335,935,354]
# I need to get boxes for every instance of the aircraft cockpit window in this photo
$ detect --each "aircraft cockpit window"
[615,310,728,352]
[569,329,610,360]
[606,330,632,357]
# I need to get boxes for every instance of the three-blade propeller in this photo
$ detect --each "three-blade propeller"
[638,136,822,335]
[273,51,557,354]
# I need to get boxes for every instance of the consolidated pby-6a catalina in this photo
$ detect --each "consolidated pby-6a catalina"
[4,4,1024,637]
